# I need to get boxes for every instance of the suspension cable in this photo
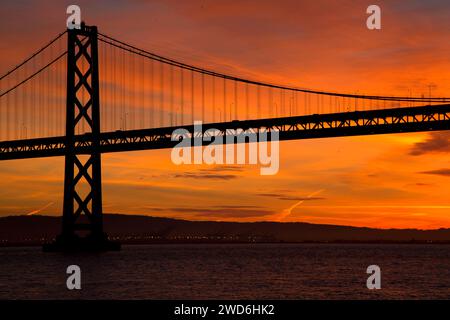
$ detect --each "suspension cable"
[0,30,67,81]
[0,51,67,98]
[98,32,450,103]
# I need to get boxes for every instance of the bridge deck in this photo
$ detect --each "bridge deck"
[1,104,449,161]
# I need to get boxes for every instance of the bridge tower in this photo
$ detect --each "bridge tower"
[43,24,119,251]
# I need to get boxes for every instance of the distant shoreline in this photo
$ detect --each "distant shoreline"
[2,214,450,247]
[2,239,450,248]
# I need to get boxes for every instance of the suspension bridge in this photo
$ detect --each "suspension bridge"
[1,24,449,251]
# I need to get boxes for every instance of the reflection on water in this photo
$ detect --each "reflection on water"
[0,244,449,299]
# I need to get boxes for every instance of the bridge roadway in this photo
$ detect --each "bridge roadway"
[1,104,449,161]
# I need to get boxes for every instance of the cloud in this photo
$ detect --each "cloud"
[257,193,284,198]
[213,205,260,209]
[193,208,274,218]
[414,183,432,187]
[142,205,273,218]
[276,189,325,221]
[173,172,239,180]
[257,192,325,201]
[199,165,244,173]
[409,132,450,156]
[173,166,244,180]
[278,196,325,201]
[419,169,450,177]
[27,202,55,216]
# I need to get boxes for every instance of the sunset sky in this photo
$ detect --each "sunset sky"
[1,0,450,229]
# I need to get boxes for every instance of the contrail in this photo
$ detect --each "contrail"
[277,189,324,221]
[27,202,54,216]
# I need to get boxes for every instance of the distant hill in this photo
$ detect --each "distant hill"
[1,214,450,246]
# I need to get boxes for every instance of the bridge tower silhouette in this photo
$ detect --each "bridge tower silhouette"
[43,24,119,252]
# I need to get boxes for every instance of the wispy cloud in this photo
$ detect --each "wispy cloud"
[277,189,325,221]
[419,168,450,177]
[193,208,274,218]
[173,172,239,180]
[257,192,325,201]
[140,205,272,218]
[410,132,450,156]
[26,202,54,216]
[173,165,244,180]
[199,165,244,173]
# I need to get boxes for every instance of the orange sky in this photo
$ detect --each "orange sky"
[1,0,450,229]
